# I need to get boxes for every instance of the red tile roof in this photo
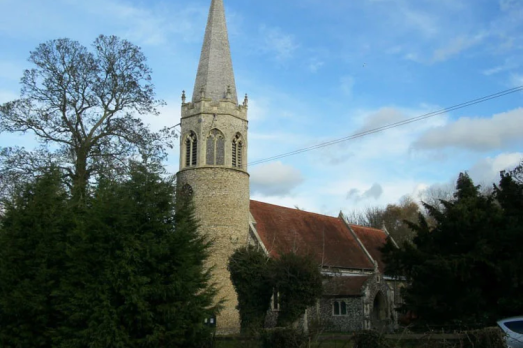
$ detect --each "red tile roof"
[350,225,388,273]
[323,275,370,296]
[250,200,374,270]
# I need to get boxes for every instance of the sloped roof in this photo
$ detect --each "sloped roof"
[250,200,374,270]
[350,225,388,273]
[323,276,370,297]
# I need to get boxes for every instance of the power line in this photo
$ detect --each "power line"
[248,85,523,166]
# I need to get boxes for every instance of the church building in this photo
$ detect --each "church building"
[176,0,402,334]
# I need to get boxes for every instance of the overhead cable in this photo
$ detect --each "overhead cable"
[248,85,523,166]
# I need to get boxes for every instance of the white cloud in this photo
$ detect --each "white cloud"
[468,152,523,185]
[250,161,304,196]
[246,97,269,121]
[511,74,523,87]
[417,180,456,205]
[259,25,299,61]
[143,101,181,132]
[413,108,523,151]
[396,5,439,38]
[68,0,207,46]
[346,183,383,202]
[357,107,406,132]
[308,58,325,73]
[340,76,355,97]
[432,34,483,62]
[482,58,519,76]
[499,0,522,11]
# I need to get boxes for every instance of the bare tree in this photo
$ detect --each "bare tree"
[0,36,174,203]
[346,196,421,245]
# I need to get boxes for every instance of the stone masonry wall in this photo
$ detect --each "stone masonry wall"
[177,96,250,335]
[177,167,249,335]
[363,274,396,332]
[316,297,364,332]
[180,99,248,170]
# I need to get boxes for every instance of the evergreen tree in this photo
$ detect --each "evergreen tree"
[0,163,219,347]
[56,163,218,347]
[0,169,70,347]
[383,173,507,327]
[493,163,523,316]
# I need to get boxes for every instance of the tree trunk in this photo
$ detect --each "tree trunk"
[72,148,88,205]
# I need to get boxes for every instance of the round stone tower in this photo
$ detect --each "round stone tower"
[176,0,249,334]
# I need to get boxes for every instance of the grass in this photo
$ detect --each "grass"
[215,339,355,348]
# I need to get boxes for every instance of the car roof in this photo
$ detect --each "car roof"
[498,316,523,324]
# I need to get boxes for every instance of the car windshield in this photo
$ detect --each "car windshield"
[505,320,523,334]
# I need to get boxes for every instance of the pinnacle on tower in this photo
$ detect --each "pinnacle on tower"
[192,0,238,104]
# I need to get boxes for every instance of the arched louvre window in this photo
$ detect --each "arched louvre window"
[185,131,197,167]
[232,133,243,169]
[206,129,225,165]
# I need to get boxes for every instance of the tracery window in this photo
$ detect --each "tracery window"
[206,129,225,165]
[185,131,198,167]
[232,133,243,168]
[333,300,348,316]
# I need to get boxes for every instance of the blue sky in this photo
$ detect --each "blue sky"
[1,0,522,216]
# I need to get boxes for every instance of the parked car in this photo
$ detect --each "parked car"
[498,317,523,348]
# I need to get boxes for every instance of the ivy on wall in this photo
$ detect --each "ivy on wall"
[228,247,323,331]
[228,246,273,333]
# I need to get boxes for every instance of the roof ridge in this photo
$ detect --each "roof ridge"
[349,223,388,234]
[250,200,339,220]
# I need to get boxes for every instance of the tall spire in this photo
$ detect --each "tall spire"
[192,0,238,104]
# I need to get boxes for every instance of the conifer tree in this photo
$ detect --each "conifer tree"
[493,163,523,316]
[0,168,70,347]
[383,171,523,327]
[0,163,219,347]
[55,162,218,347]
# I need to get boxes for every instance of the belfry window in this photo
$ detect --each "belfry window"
[206,129,225,165]
[232,133,243,169]
[185,131,198,167]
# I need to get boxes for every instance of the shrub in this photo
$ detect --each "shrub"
[353,330,390,348]
[261,328,307,348]
[463,327,506,348]
[272,252,323,327]
[228,246,273,334]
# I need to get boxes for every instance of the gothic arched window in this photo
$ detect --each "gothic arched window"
[232,133,244,169]
[333,300,348,316]
[206,129,225,165]
[185,131,198,167]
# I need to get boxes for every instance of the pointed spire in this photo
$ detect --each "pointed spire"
[192,0,238,104]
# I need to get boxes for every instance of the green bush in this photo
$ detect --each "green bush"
[353,330,390,348]
[261,328,307,348]
[228,246,273,333]
[464,327,507,348]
